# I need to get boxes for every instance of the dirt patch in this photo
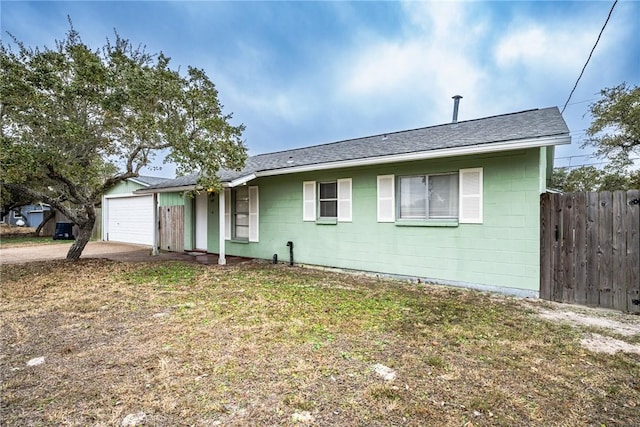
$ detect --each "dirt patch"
[530,301,640,355]
[581,334,640,355]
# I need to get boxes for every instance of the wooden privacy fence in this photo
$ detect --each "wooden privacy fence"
[540,190,640,313]
[159,205,184,252]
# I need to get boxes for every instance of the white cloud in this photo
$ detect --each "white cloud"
[494,25,601,71]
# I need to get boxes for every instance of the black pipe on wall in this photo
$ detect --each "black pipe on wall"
[286,241,294,266]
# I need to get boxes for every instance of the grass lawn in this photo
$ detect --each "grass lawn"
[0,225,71,248]
[0,235,72,248]
[1,260,638,426]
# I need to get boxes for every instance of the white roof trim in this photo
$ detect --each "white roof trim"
[135,185,196,194]
[127,177,151,187]
[224,173,257,188]
[254,134,570,179]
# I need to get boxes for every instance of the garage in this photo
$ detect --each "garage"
[104,195,154,245]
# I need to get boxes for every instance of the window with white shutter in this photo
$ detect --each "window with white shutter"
[337,178,352,222]
[377,175,395,222]
[459,168,483,223]
[303,181,316,221]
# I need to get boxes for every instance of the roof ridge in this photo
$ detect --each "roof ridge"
[250,107,552,158]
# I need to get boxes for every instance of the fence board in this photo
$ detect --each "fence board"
[612,192,627,310]
[160,205,184,252]
[561,194,575,303]
[585,192,600,307]
[573,193,587,306]
[541,190,639,312]
[539,193,552,300]
[626,190,640,313]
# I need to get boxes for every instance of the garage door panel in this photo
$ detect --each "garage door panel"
[106,196,154,245]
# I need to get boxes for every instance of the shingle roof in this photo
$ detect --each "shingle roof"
[134,175,173,186]
[142,107,569,190]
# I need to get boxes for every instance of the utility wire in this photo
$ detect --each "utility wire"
[561,0,618,114]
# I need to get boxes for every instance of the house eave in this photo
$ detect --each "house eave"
[253,134,571,179]
[133,134,570,193]
[135,185,197,194]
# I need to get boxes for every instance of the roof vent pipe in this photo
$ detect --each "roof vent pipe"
[451,95,463,124]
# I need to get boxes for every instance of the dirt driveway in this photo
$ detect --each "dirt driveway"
[0,241,248,265]
[0,241,154,264]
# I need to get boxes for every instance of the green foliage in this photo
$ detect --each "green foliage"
[585,83,640,168]
[553,83,640,193]
[0,21,246,258]
[550,166,639,192]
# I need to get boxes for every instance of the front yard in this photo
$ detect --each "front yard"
[1,259,638,426]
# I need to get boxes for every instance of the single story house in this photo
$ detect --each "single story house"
[126,107,570,296]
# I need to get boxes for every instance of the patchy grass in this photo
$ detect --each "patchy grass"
[0,234,71,248]
[1,260,639,426]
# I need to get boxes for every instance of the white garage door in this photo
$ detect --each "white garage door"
[106,195,154,245]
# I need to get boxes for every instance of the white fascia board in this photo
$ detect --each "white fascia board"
[223,173,257,188]
[134,185,197,194]
[254,134,571,178]
[104,192,154,199]
[127,177,150,187]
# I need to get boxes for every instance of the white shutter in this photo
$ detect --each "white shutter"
[248,186,259,242]
[459,168,483,223]
[337,178,352,222]
[224,188,231,239]
[377,175,395,222]
[303,181,316,221]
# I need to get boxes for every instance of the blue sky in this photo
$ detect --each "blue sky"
[2,1,638,177]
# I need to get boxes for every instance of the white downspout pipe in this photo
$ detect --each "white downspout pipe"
[218,190,226,265]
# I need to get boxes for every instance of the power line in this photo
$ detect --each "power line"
[561,0,618,114]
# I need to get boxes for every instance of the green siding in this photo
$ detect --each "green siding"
[213,148,544,292]
[105,180,146,195]
[159,192,185,207]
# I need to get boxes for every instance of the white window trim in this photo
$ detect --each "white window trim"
[318,181,338,220]
[398,172,459,221]
[224,188,231,240]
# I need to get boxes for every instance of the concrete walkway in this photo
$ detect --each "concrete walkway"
[0,241,250,265]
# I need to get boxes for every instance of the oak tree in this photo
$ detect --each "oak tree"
[1,23,246,259]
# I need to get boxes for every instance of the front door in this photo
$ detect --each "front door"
[195,192,208,251]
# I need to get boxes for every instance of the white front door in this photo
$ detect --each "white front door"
[195,192,208,251]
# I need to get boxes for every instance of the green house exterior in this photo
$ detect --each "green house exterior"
[138,107,570,296]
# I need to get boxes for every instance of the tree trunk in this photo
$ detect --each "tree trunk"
[66,205,96,260]
[34,210,55,236]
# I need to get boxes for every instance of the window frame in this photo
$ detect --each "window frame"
[232,186,250,241]
[397,172,459,221]
[318,181,338,220]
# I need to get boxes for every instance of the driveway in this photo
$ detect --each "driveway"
[0,241,250,265]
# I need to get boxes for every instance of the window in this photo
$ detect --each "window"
[303,179,352,222]
[399,173,458,220]
[224,186,259,242]
[319,182,337,218]
[233,186,249,240]
[378,168,482,224]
